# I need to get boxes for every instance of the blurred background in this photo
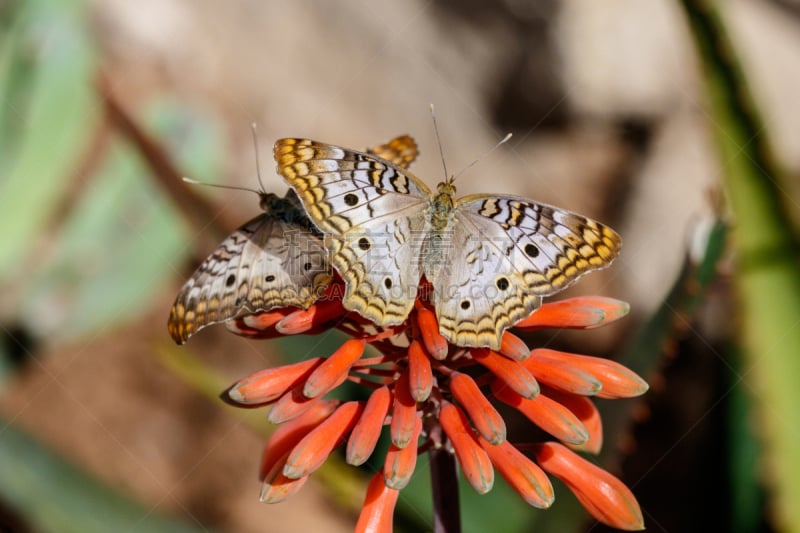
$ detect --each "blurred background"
[1,0,799,531]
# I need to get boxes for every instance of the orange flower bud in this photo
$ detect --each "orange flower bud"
[472,348,539,398]
[347,386,392,466]
[479,438,553,509]
[283,401,363,479]
[304,339,366,398]
[390,371,418,448]
[227,308,296,338]
[227,358,324,405]
[260,452,309,503]
[224,320,270,339]
[355,471,399,533]
[275,298,347,335]
[531,349,648,399]
[261,399,339,479]
[544,388,603,454]
[384,416,422,489]
[407,341,433,402]
[242,308,295,329]
[268,385,323,424]
[450,372,506,445]
[515,296,629,330]
[534,442,644,530]
[439,401,494,494]
[523,353,602,396]
[491,382,588,445]
[415,304,448,360]
[498,331,530,361]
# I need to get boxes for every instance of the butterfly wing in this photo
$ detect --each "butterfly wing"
[430,194,621,349]
[168,195,331,344]
[275,138,431,326]
[367,135,419,169]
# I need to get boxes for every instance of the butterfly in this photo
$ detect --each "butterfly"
[274,138,622,350]
[168,135,419,344]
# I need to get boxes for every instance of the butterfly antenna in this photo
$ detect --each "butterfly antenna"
[182,123,269,196]
[181,177,260,194]
[452,132,513,182]
[430,104,450,183]
[251,122,267,193]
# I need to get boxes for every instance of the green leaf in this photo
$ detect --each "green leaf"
[17,137,188,339]
[0,0,98,277]
[680,1,800,529]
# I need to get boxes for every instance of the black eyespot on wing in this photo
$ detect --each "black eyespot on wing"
[524,243,539,258]
[496,277,509,291]
[358,237,371,251]
[303,262,313,271]
[384,278,393,289]
[225,274,236,287]
[344,193,358,206]
[460,300,471,310]
[265,275,276,282]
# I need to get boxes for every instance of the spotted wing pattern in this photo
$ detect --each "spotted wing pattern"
[275,138,432,326]
[167,192,330,344]
[430,195,621,348]
[168,136,419,344]
[275,138,622,350]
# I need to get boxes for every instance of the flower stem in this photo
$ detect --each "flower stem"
[430,442,461,533]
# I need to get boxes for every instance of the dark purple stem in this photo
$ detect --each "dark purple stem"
[430,444,461,533]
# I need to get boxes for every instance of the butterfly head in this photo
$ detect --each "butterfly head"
[258,191,284,212]
[436,179,457,197]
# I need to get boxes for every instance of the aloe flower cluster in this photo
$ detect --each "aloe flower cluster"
[221,276,647,531]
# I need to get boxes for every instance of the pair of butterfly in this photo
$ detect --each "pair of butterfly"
[168,135,621,350]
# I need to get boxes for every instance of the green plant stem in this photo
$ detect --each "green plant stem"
[680,1,800,530]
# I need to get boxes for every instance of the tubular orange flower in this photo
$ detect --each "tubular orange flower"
[275,297,348,335]
[439,400,494,494]
[283,400,363,479]
[472,347,540,398]
[492,381,589,445]
[227,357,325,405]
[531,348,649,399]
[543,388,604,454]
[534,442,645,530]
[355,471,400,533]
[383,416,422,490]
[304,339,366,398]
[515,296,630,329]
[347,385,392,466]
[260,453,309,503]
[389,371,418,448]
[228,308,294,337]
[260,399,339,480]
[478,437,554,509]
[195,277,648,531]
[449,372,506,445]
[268,384,322,424]
[523,353,603,396]
[407,341,433,402]
[498,331,531,361]
[414,302,448,360]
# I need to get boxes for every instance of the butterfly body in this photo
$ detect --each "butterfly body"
[276,138,622,350]
[430,182,457,228]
